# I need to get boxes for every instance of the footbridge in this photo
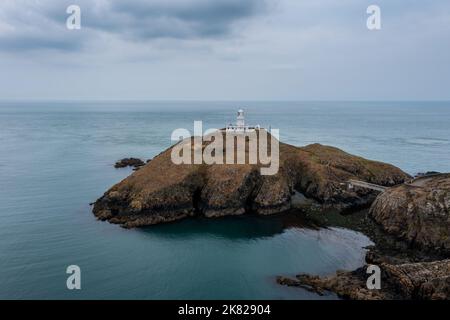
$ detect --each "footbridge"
[345,173,448,193]
[346,179,388,192]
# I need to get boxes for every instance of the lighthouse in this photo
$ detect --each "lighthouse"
[236,109,245,130]
[225,109,261,133]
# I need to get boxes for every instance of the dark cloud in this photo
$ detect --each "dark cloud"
[0,0,89,52]
[0,0,267,52]
[106,0,265,39]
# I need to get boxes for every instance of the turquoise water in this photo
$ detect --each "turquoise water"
[0,101,449,299]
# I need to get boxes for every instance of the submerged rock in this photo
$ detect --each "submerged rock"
[370,173,450,254]
[94,130,409,228]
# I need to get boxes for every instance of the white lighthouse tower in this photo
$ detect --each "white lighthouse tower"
[236,109,245,130]
[225,109,260,133]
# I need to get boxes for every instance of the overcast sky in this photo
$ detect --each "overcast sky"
[0,0,449,101]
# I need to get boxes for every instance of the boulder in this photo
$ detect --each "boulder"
[114,158,145,169]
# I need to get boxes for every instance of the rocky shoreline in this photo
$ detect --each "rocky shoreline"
[277,258,450,300]
[277,174,450,300]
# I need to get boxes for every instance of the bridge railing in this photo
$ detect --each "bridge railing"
[346,179,388,192]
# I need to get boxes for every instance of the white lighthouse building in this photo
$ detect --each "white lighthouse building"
[226,109,260,133]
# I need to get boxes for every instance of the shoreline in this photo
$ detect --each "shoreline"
[277,207,450,299]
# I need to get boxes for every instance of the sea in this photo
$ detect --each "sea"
[0,101,449,299]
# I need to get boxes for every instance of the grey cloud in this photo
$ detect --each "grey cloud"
[0,0,267,52]
[108,0,265,38]
[0,0,90,52]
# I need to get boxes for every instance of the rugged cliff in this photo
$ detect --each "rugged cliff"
[93,130,410,228]
[370,174,450,253]
[278,174,450,300]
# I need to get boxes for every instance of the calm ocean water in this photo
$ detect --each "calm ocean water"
[0,101,449,299]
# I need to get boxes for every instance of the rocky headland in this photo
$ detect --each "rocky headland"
[93,130,409,228]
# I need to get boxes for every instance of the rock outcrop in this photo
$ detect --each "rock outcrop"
[279,174,450,300]
[114,158,145,169]
[370,174,450,254]
[94,130,409,227]
[278,259,450,300]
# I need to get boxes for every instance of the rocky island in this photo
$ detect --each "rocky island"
[93,130,409,227]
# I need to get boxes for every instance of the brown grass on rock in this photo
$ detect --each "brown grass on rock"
[93,130,410,227]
